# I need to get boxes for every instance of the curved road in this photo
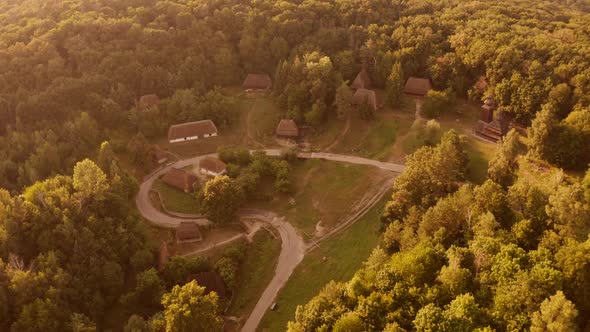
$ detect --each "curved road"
[135,150,405,332]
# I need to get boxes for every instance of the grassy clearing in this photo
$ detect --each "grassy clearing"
[251,159,390,236]
[229,230,281,318]
[152,180,200,214]
[247,97,283,146]
[258,194,389,332]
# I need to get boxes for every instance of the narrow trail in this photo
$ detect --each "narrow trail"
[246,99,267,149]
[135,150,405,332]
[324,113,351,152]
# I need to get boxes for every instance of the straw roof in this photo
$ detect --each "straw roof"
[350,69,371,90]
[161,168,199,192]
[168,120,218,141]
[242,74,272,90]
[199,156,227,175]
[175,222,202,243]
[276,119,299,137]
[404,77,432,97]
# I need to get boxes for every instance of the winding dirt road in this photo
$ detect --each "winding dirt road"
[135,150,405,332]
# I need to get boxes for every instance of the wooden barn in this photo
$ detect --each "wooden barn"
[404,77,433,98]
[161,168,199,192]
[168,120,218,143]
[350,68,371,90]
[276,119,299,139]
[175,221,202,244]
[242,74,272,91]
[199,156,227,176]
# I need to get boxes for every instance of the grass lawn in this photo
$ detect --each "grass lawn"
[229,230,282,318]
[326,113,402,161]
[258,194,389,332]
[250,159,391,236]
[247,96,283,146]
[152,180,200,214]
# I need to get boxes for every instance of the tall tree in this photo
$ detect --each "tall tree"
[161,281,223,332]
[386,62,404,106]
[199,176,243,224]
[530,291,579,332]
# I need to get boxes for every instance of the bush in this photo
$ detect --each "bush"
[422,89,454,118]
[217,146,251,165]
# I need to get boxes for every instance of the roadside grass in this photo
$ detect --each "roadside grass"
[258,194,389,332]
[465,139,496,184]
[250,159,389,236]
[229,230,282,318]
[152,180,200,214]
[247,96,283,146]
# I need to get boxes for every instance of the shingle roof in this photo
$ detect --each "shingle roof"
[168,120,218,141]
[404,77,432,97]
[351,69,371,90]
[161,168,199,192]
[276,119,299,137]
[242,74,272,90]
[199,156,227,174]
[352,88,378,111]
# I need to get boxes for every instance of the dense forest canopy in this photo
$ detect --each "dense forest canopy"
[288,130,590,332]
[1,0,590,191]
[1,0,590,331]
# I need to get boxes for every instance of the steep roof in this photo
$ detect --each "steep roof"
[199,156,227,174]
[161,168,199,192]
[276,119,299,137]
[242,74,272,90]
[175,222,202,242]
[191,271,227,298]
[352,88,378,111]
[168,120,218,141]
[138,94,160,112]
[404,77,432,97]
[350,69,371,90]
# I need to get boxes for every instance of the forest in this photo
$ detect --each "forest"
[1,0,590,331]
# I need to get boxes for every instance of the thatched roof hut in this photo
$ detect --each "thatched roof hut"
[242,74,272,90]
[404,77,432,97]
[350,69,371,90]
[276,119,299,138]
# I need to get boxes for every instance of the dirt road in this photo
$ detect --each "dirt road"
[134,150,405,332]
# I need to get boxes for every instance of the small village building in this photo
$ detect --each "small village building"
[403,77,433,98]
[242,74,272,91]
[351,88,378,111]
[190,271,227,298]
[161,168,199,192]
[151,145,168,165]
[199,156,227,176]
[138,94,160,112]
[276,119,299,139]
[175,221,202,243]
[168,120,218,143]
[350,68,371,90]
